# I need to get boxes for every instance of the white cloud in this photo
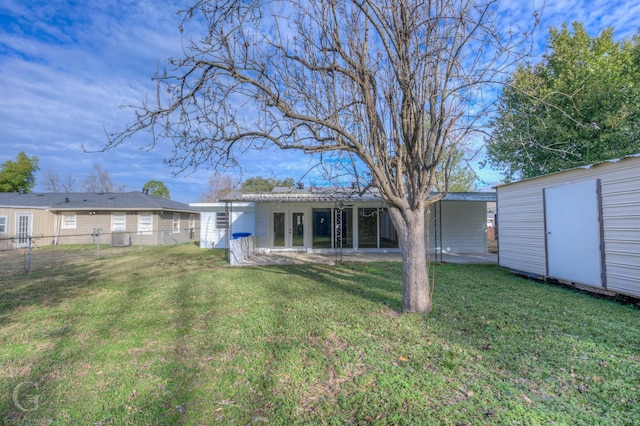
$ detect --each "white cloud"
[1,0,638,200]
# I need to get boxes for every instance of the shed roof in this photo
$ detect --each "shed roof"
[220,187,495,203]
[496,153,640,188]
[0,191,199,212]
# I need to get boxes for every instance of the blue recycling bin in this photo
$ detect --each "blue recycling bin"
[232,232,252,239]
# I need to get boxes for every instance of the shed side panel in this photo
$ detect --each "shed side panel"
[600,170,640,297]
[496,185,547,276]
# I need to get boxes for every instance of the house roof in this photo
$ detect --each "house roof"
[220,187,495,203]
[0,191,199,212]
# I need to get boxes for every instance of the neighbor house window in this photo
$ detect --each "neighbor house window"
[0,216,6,234]
[172,213,180,233]
[215,212,229,229]
[111,212,126,231]
[62,213,76,229]
[189,214,196,229]
[138,212,153,235]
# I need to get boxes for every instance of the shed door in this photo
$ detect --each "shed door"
[544,180,603,287]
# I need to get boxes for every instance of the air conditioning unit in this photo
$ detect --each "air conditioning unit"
[111,232,130,247]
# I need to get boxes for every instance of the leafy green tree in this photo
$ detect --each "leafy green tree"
[143,180,171,199]
[0,151,39,192]
[241,176,295,193]
[486,22,640,180]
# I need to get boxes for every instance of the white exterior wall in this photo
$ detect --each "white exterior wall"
[254,203,271,251]
[428,201,488,253]
[194,203,255,249]
[497,155,640,298]
[251,200,487,254]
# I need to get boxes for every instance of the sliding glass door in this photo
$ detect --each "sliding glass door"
[357,208,399,249]
[312,207,353,249]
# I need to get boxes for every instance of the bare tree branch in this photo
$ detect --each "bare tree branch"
[108,0,539,313]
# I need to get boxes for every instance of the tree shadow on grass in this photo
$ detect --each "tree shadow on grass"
[252,261,405,312]
[0,259,99,328]
[254,262,640,423]
[0,248,210,424]
[202,262,407,421]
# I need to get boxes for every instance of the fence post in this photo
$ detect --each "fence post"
[27,235,32,273]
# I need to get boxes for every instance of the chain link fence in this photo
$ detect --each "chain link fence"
[0,228,199,276]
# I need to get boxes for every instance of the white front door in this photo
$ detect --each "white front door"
[544,180,603,287]
[272,210,306,248]
[16,213,33,248]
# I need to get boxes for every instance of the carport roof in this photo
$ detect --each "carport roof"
[220,188,495,203]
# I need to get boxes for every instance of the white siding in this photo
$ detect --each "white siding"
[600,171,640,296]
[496,186,547,276]
[497,155,640,298]
[211,199,490,254]
[254,203,271,250]
[194,203,255,249]
[429,201,488,253]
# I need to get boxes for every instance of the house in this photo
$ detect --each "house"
[496,154,640,299]
[198,187,495,258]
[0,191,199,248]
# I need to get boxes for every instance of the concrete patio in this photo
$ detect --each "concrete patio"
[234,251,497,266]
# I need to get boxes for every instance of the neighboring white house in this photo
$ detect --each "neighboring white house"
[207,187,494,256]
[496,154,640,299]
[190,202,255,249]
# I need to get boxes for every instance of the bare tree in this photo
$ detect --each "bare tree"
[42,169,76,192]
[200,171,236,202]
[110,0,538,314]
[82,163,126,193]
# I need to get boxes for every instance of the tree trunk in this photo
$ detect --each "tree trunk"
[389,206,431,314]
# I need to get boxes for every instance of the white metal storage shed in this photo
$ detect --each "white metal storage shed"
[496,154,640,298]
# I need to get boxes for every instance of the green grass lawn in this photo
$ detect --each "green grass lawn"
[1,245,638,425]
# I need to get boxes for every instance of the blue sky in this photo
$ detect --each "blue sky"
[1,0,639,203]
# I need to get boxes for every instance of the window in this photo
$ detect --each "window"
[138,212,153,234]
[215,212,229,229]
[172,213,181,234]
[189,214,196,229]
[0,216,6,234]
[62,213,76,229]
[111,212,126,231]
